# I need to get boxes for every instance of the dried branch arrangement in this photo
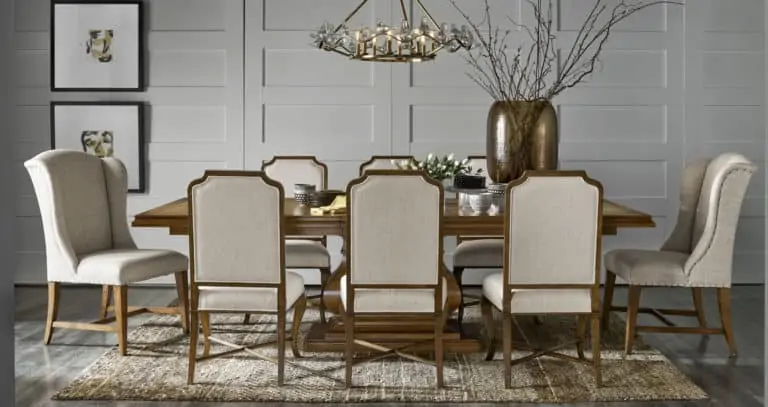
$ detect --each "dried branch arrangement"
[451,0,682,102]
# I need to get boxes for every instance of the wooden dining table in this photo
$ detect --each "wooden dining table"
[133,197,655,353]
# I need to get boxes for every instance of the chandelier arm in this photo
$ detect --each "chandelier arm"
[414,0,440,29]
[399,0,410,25]
[334,0,371,33]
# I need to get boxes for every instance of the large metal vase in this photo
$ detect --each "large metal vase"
[486,100,559,183]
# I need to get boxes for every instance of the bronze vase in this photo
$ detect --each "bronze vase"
[486,100,559,183]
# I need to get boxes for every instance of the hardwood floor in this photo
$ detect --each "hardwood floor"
[15,285,764,407]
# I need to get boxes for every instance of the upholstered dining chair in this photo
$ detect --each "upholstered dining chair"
[602,153,756,357]
[358,155,414,175]
[186,170,307,386]
[482,171,604,388]
[243,156,332,324]
[24,150,190,355]
[342,170,448,388]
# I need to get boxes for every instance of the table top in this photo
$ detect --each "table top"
[132,197,655,236]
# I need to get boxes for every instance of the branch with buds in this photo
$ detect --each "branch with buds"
[392,154,482,181]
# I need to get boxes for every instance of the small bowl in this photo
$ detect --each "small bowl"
[294,184,316,206]
[468,192,493,213]
[488,183,507,195]
[311,189,344,207]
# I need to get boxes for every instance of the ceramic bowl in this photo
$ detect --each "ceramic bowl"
[294,184,316,206]
[311,189,344,207]
[468,192,493,213]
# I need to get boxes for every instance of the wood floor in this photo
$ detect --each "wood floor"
[15,285,764,407]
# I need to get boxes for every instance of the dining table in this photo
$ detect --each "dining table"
[132,196,655,353]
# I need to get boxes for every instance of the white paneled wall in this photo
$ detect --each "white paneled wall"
[10,0,766,284]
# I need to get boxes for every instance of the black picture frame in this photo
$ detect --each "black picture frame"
[50,0,145,92]
[50,101,146,193]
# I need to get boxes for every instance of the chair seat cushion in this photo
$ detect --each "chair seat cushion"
[198,272,305,312]
[340,275,447,313]
[605,249,689,286]
[453,239,504,268]
[76,249,188,285]
[482,273,592,314]
[286,240,330,269]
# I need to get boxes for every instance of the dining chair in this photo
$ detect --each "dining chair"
[186,170,307,386]
[358,155,414,175]
[244,156,331,324]
[603,153,756,357]
[24,150,190,355]
[481,170,604,388]
[342,170,447,388]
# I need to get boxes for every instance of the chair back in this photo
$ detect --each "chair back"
[504,171,603,287]
[262,156,327,197]
[359,155,414,175]
[346,170,443,303]
[685,153,756,286]
[188,171,284,284]
[660,158,711,253]
[24,150,136,281]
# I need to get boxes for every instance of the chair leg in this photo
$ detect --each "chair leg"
[99,285,111,319]
[717,288,737,357]
[243,313,251,324]
[113,285,128,356]
[691,287,708,328]
[481,297,496,361]
[502,313,513,388]
[434,311,444,388]
[576,314,588,359]
[344,311,354,388]
[453,267,465,329]
[591,313,602,387]
[200,311,212,357]
[174,271,190,334]
[291,294,307,358]
[624,286,642,355]
[44,282,60,345]
[277,303,286,386]
[319,268,330,324]
[187,299,199,385]
[601,271,616,331]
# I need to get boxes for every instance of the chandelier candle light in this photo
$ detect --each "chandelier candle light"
[311,0,475,62]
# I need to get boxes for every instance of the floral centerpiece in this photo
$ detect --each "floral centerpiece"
[392,153,481,182]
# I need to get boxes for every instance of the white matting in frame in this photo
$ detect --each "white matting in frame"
[51,0,143,91]
[51,102,145,193]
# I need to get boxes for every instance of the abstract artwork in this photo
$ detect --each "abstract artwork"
[51,102,146,192]
[51,0,144,91]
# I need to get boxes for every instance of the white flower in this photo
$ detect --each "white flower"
[427,153,434,160]
[447,153,454,161]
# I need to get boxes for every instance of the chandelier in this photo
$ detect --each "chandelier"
[310,0,474,63]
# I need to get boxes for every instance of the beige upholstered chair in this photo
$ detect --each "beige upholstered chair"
[342,170,448,388]
[186,171,307,386]
[603,153,756,357]
[482,171,604,388]
[25,150,189,355]
[243,156,331,323]
[358,155,414,174]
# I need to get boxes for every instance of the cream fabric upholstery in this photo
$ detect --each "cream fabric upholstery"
[198,272,305,312]
[346,173,443,313]
[340,275,448,313]
[24,150,187,285]
[262,157,325,197]
[483,174,601,314]
[606,153,756,288]
[453,239,504,267]
[286,240,330,268]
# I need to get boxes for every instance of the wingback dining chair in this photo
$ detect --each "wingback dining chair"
[186,171,307,386]
[481,171,604,388]
[358,155,414,175]
[342,170,448,388]
[24,150,190,355]
[244,156,332,324]
[602,153,756,357]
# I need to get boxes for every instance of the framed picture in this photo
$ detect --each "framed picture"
[51,0,144,91]
[51,101,146,193]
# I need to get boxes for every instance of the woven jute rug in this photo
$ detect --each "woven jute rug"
[51,308,708,403]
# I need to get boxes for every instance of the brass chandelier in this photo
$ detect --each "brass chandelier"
[311,0,474,63]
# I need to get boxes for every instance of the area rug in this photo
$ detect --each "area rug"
[51,308,708,403]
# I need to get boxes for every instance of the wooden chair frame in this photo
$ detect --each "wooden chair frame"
[186,170,308,386]
[342,170,447,388]
[482,170,604,388]
[358,155,414,175]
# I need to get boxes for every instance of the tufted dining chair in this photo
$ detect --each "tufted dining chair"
[24,150,190,355]
[186,171,307,386]
[242,156,332,324]
[358,155,414,175]
[481,171,604,388]
[342,170,448,388]
[602,153,756,357]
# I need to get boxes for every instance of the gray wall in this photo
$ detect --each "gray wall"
[11,0,766,285]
